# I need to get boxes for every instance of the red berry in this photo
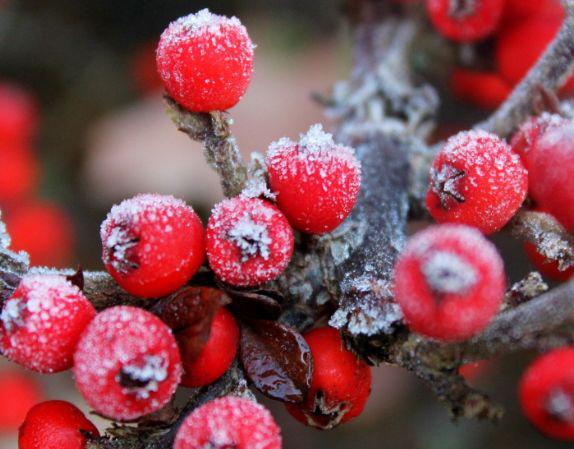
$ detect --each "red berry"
[6,201,74,267]
[496,14,574,95]
[19,400,99,449]
[73,306,182,421]
[510,113,569,166]
[425,0,504,42]
[181,307,239,388]
[0,274,96,373]
[174,396,281,449]
[520,347,574,440]
[285,327,372,429]
[0,83,37,146]
[101,194,205,298]
[450,68,512,110]
[206,197,293,287]
[266,124,361,234]
[0,370,42,431]
[131,40,163,95]
[503,0,559,22]
[524,242,574,282]
[0,146,39,204]
[426,130,528,235]
[394,224,505,341]
[528,124,574,232]
[156,9,254,112]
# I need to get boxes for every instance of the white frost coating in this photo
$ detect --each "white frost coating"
[1,297,25,333]
[228,213,272,262]
[161,9,243,43]
[119,355,168,400]
[0,210,10,248]
[241,177,277,201]
[299,124,335,153]
[421,251,477,294]
[546,389,574,422]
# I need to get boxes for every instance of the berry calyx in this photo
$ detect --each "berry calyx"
[520,347,574,440]
[526,124,574,232]
[101,194,205,298]
[285,327,372,429]
[206,197,294,287]
[266,124,361,234]
[425,0,504,42]
[426,130,528,235]
[156,9,254,112]
[510,113,569,166]
[0,274,96,373]
[174,396,281,449]
[18,400,99,449]
[394,224,505,341]
[73,306,182,421]
[6,201,74,267]
[181,307,240,388]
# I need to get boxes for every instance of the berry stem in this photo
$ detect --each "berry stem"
[166,96,248,197]
[477,0,574,137]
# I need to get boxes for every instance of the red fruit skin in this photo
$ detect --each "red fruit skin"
[0,274,96,373]
[131,41,163,95]
[510,113,569,166]
[101,194,205,298]
[18,400,99,449]
[426,130,528,235]
[6,201,74,267]
[0,146,39,204]
[285,327,372,429]
[0,83,37,146]
[180,307,239,387]
[206,197,294,287]
[496,13,574,95]
[450,68,512,110]
[528,124,574,232]
[425,0,504,42]
[174,396,281,449]
[524,242,574,282]
[394,224,506,341]
[520,348,574,441]
[502,0,560,22]
[73,306,182,421]
[266,124,361,234]
[0,370,42,431]
[156,9,254,112]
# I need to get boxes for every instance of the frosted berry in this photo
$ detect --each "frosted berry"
[73,306,182,420]
[510,113,569,166]
[0,146,39,204]
[174,396,281,449]
[450,68,511,110]
[181,307,239,388]
[524,242,574,282]
[520,347,574,440]
[0,370,42,431]
[426,130,528,235]
[101,194,205,298]
[266,124,361,234]
[0,83,37,146]
[0,274,95,373]
[19,400,99,449]
[286,327,372,429]
[425,0,504,42]
[394,224,505,341]
[156,9,254,112]
[528,124,574,232]
[206,197,293,286]
[6,201,74,267]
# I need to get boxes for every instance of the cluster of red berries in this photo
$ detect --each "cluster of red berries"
[0,82,75,267]
[424,0,571,109]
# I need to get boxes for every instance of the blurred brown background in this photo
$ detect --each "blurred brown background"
[0,1,570,448]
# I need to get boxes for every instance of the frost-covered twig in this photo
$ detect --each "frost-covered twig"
[166,96,248,197]
[477,0,574,137]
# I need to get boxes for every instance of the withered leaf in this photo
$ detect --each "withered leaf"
[66,266,84,290]
[221,285,283,321]
[240,320,313,403]
[158,286,230,361]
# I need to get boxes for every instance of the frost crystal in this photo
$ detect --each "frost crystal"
[421,251,477,294]
[299,124,335,153]
[1,297,25,333]
[228,213,271,262]
[119,355,168,400]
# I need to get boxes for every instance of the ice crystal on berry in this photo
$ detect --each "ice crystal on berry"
[228,213,271,262]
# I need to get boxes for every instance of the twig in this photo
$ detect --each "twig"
[165,96,248,197]
[477,0,574,137]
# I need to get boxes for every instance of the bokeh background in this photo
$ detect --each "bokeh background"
[0,0,572,448]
